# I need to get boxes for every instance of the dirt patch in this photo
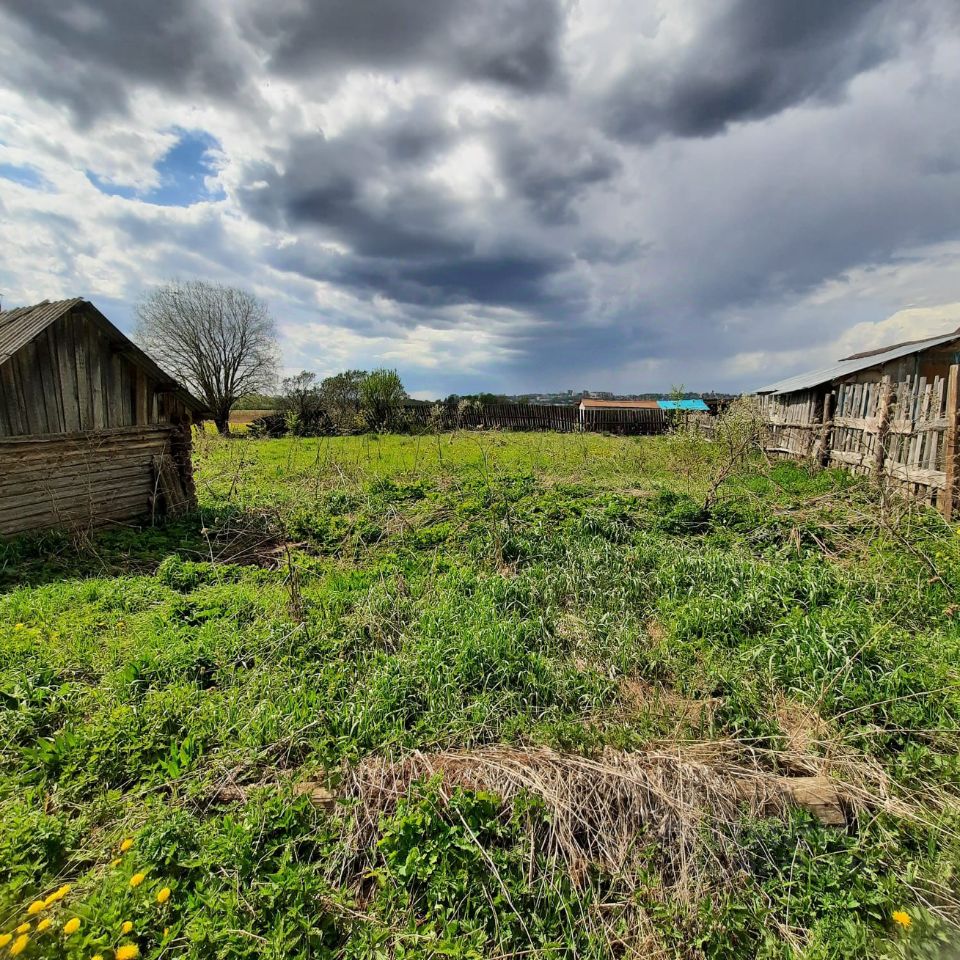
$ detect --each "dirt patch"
[620,678,718,729]
[555,611,591,647]
[646,618,667,644]
[774,694,832,772]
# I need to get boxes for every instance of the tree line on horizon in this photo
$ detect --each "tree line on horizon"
[134,278,543,437]
[133,278,725,437]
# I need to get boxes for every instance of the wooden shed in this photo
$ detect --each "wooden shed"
[755,327,960,517]
[0,298,207,537]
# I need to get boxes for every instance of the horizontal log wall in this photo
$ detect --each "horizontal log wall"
[759,364,960,517]
[0,426,193,537]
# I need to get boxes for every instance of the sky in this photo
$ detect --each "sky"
[1,1,960,399]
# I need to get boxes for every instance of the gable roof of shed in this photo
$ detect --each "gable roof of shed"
[755,326,960,396]
[0,298,207,413]
[0,298,84,365]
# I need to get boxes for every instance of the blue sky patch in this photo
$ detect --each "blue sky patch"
[86,129,225,206]
[0,162,48,189]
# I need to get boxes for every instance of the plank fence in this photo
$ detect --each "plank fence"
[758,364,960,518]
[403,403,669,436]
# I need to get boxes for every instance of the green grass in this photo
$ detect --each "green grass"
[2,431,959,958]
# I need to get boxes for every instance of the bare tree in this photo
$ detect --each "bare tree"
[136,280,279,434]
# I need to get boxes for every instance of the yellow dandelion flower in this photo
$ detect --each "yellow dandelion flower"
[93,955,105,960]
[120,922,133,935]
[13,623,24,630]
[0,934,11,948]
[110,858,121,868]
[36,918,52,933]
[27,900,45,915]
[115,945,140,960]
[119,838,134,853]
[9,934,29,956]
[15,924,29,935]
[156,887,171,905]
[162,927,169,939]
[63,916,81,935]
[43,883,70,907]
[892,910,912,928]
[129,872,146,888]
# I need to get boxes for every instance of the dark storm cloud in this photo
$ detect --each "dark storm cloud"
[0,0,250,126]
[240,0,564,92]
[238,110,472,260]
[266,240,569,314]
[602,0,908,143]
[237,103,604,313]
[492,126,621,225]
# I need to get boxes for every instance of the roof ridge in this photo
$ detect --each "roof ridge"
[0,296,82,319]
[837,325,960,362]
[0,298,87,361]
[756,325,960,395]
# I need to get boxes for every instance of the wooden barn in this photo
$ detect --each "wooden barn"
[0,298,207,537]
[755,326,960,517]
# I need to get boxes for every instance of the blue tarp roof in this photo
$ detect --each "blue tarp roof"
[657,399,709,411]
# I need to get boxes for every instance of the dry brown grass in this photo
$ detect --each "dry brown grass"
[229,408,277,426]
[338,741,907,881]
[320,741,926,955]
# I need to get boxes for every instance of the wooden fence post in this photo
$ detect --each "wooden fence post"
[939,363,959,521]
[816,390,834,467]
[873,376,893,480]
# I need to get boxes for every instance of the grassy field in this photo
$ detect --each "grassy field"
[2,430,960,959]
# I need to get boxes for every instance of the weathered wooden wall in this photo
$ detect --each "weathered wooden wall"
[0,425,195,537]
[757,391,823,460]
[759,365,960,517]
[0,304,193,438]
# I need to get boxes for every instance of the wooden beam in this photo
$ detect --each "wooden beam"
[873,376,893,479]
[815,390,834,467]
[135,367,148,424]
[938,363,959,520]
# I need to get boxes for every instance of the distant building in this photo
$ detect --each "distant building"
[579,398,710,412]
[0,298,207,536]
[579,398,659,411]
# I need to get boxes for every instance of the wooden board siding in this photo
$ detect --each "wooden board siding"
[0,304,195,438]
[757,391,822,459]
[759,362,960,517]
[0,426,189,536]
